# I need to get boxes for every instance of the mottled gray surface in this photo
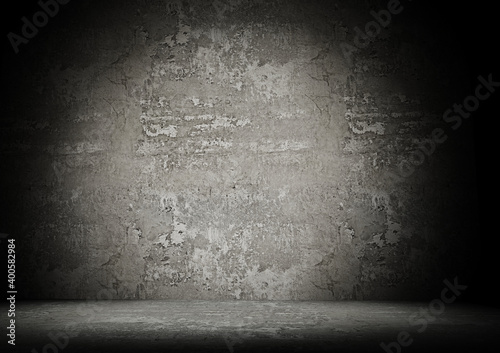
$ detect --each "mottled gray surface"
[1,0,478,300]
[12,300,500,353]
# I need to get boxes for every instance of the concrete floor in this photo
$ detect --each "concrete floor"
[8,301,500,353]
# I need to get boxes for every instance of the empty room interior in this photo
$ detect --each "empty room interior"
[1,0,498,352]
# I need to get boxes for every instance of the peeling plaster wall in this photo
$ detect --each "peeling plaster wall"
[1,0,480,300]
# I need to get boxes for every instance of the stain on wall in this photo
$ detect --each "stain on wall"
[1,0,478,300]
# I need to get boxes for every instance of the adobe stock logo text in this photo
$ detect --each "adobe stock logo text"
[6,0,71,54]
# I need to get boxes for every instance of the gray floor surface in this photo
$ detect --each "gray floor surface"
[5,300,499,352]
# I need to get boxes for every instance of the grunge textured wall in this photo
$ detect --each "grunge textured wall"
[1,0,482,300]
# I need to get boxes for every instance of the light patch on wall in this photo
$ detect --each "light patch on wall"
[242,265,302,300]
[143,123,178,137]
[171,221,187,245]
[190,115,251,135]
[345,112,386,135]
[196,138,233,152]
[249,140,311,153]
[206,227,224,244]
[247,62,294,100]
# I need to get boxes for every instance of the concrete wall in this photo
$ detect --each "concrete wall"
[1,0,479,300]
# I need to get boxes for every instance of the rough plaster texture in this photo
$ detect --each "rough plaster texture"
[1,0,478,300]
